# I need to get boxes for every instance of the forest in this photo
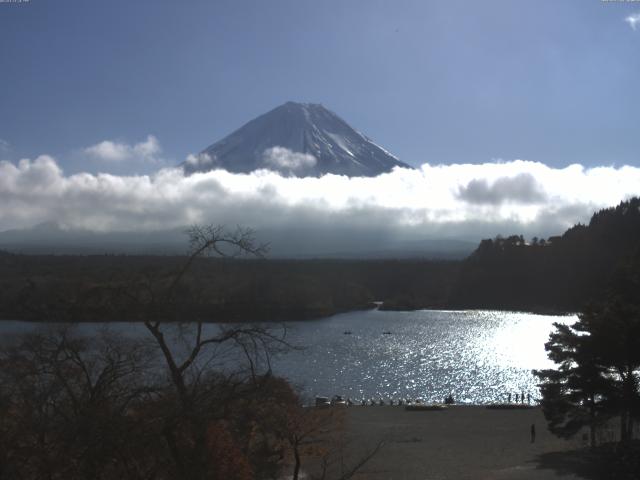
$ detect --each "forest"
[0,198,639,322]
[449,197,640,312]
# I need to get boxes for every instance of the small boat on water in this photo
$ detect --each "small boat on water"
[315,395,348,407]
[382,331,392,335]
[343,330,352,335]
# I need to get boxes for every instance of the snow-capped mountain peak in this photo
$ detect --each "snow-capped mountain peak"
[185,102,412,177]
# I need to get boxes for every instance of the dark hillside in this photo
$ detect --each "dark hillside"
[449,197,640,312]
[0,255,458,322]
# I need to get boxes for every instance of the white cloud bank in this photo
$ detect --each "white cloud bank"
[85,135,162,163]
[1,154,639,249]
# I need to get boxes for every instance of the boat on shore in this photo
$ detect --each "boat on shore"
[405,403,448,411]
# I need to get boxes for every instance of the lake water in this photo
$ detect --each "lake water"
[0,309,576,405]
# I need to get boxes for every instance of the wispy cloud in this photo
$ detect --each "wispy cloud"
[625,12,640,30]
[84,135,162,163]
[262,146,317,172]
[0,139,10,154]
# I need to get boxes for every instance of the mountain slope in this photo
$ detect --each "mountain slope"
[185,101,412,177]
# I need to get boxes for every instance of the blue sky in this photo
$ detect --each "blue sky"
[1,0,639,173]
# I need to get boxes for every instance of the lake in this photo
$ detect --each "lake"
[0,309,575,405]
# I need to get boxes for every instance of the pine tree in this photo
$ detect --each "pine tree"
[535,319,612,447]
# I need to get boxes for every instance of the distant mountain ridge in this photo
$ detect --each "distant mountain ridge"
[185,101,412,177]
[0,222,475,259]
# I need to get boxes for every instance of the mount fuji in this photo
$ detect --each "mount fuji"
[185,102,412,177]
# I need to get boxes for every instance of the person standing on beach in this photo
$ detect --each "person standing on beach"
[530,424,536,443]
[515,393,519,403]
[508,393,512,403]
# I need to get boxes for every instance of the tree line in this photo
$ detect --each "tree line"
[0,253,458,323]
[449,197,640,312]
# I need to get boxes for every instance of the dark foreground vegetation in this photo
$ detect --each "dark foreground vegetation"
[0,226,381,480]
[1,198,640,321]
[0,324,384,480]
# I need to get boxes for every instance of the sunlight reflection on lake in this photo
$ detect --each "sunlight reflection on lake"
[0,309,575,404]
[271,309,576,404]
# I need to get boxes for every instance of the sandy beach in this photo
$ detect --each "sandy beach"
[335,405,587,480]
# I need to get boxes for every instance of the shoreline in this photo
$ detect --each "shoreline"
[0,305,577,324]
[328,405,586,480]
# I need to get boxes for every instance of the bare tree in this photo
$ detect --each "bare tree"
[1,225,383,480]
[0,327,158,480]
[125,225,295,479]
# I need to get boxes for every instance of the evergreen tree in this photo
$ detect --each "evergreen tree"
[534,319,612,447]
[536,276,640,446]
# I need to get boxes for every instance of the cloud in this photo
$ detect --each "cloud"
[84,135,161,163]
[185,152,216,171]
[457,173,547,205]
[625,12,640,30]
[263,147,317,172]
[0,156,639,254]
[0,139,10,153]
